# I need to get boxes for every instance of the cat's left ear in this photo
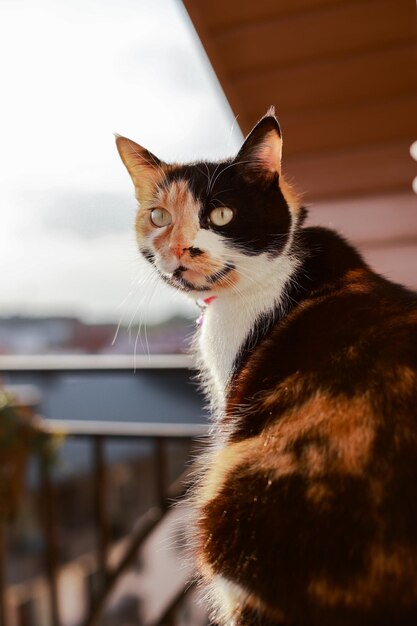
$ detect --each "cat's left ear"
[116,135,165,204]
[235,107,282,182]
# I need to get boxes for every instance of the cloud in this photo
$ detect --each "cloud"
[42,190,135,239]
[0,0,242,324]
[121,42,209,95]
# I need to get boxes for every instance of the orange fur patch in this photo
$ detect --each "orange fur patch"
[261,393,375,477]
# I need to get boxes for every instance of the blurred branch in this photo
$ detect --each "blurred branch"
[0,389,62,520]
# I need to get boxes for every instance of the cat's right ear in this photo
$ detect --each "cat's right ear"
[234,108,282,183]
[115,136,164,204]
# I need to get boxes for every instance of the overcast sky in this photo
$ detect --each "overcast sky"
[0,0,243,325]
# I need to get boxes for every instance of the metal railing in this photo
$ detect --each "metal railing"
[0,356,208,626]
[1,419,208,626]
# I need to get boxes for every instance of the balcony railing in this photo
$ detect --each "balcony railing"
[0,356,209,626]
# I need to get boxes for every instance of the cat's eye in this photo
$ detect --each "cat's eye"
[209,207,234,227]
[150,207,172,227]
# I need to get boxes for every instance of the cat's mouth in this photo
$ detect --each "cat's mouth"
[164,262,235,293]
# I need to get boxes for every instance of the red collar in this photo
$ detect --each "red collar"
[196,296,217,326]
[203,296,217,306]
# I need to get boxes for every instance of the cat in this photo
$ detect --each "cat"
[116,108,417,626]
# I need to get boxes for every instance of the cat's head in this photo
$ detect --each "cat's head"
[116,109,304,299]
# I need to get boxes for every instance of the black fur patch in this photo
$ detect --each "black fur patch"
[189,246,203,258]
[140,247,155,265]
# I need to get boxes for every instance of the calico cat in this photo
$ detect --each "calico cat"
[116,109,417,626]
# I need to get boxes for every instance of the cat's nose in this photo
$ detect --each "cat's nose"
[170,244,189,260]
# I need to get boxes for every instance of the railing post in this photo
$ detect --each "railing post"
[154,438,167,512]
[82,507,162,626]
[0,518,8,626]
[93,436,109,592]
[40,460,61,626]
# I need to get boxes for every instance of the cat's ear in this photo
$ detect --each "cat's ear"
[116,136,164,203]
[235,107,282,182]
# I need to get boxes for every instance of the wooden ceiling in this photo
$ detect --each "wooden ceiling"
[183,0,417,290]
[183,0,417,202]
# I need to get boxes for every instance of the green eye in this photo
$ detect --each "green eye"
[150,207,172,227]
[209,207,234,227]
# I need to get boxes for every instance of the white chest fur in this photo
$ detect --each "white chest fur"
[198,296,251,404]
[197,253,297,409]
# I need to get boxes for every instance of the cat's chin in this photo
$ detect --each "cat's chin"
[164,273,214,295]
[162,261,236,296]
[181,268,209,286]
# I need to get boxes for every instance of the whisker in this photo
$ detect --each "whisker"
[227,113,240,150]
[112,270,144,346]
[207,161,223,195]
[133,273,159,370]
[194,163,211,188]
[208,159,252,194]
[143,278,160,360]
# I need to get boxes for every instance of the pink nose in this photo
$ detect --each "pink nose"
[170,244,189,260]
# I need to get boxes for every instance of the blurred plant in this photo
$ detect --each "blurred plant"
[0,389,62,520]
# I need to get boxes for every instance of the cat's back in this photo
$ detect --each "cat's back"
[197,230,417,626]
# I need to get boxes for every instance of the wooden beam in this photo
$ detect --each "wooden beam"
[234,44,417,124]
[285,140,416,200]
[213,0,415,76]
[189,0,363,31]
[281,94,417,157]
[307,192,417,244]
